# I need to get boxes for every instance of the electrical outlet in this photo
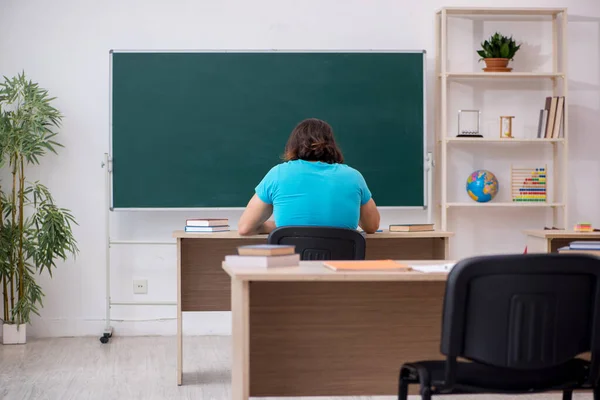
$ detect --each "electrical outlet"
[133,279,148,294]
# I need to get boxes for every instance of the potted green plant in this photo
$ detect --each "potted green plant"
[477,32,521,72]
[0,72,78,344]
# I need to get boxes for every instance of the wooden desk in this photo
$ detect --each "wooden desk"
[524,229,600,253]
[174,229,453,385]
[223,260,451,399]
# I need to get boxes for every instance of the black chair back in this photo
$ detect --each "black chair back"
[267,226,366,260]
[440,253,600,385]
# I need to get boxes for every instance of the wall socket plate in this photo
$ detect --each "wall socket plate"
[133,279,148,294]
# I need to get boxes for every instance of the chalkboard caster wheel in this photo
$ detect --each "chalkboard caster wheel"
[100,327,113,344]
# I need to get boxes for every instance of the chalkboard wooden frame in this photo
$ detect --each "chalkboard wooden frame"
[108,49,428,210]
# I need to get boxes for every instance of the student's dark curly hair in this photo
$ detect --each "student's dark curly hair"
[282,118,344,164]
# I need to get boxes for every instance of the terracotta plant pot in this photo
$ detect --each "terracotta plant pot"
[483,58,512,72]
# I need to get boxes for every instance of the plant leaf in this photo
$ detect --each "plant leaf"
[500,42,510,58]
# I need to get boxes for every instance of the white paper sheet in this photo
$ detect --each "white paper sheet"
[410,263,455,273]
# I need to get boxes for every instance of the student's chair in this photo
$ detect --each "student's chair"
[398,253,600,400]
[267,226,366,260]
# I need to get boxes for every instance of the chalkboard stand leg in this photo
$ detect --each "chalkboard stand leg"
[426,151,433,224]
[101,153,114,344]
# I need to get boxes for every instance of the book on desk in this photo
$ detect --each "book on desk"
[389,223,434,232]
[558,241,600,256]
[225,244,300,268]
[324,260,412,271]
[184,218,230,233]
[323,260,455,273]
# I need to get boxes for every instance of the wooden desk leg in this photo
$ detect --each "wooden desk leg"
[231,278,250,400]
[526,235,550,253]
[443,237,449,259]
[430,237,449,260]
[177,238,183,386]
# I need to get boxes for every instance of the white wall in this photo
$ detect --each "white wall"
[0,0,599,338]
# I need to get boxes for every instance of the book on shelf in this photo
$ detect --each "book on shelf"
[552,96,565,138]
[237,244,295,256]
[538,96,564,139]
[389,223,434,232]
[224,253,300,268]
[536,109,548,138]
[323,259,412,272]
[186,218,229,227]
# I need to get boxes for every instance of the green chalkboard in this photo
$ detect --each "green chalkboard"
[110,51,426,208]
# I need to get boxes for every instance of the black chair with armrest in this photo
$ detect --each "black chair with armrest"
[398,253,600,400]
[267,226,366,260]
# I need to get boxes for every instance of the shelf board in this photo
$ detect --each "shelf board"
[436,7,566,16]
[441,72,564,79]
[447,202,565,208]
[445,138,564,143]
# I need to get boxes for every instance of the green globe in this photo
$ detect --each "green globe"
[466,169,498,203]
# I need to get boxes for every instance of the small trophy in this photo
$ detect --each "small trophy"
[457,110,482,138]
[500,116,515,138]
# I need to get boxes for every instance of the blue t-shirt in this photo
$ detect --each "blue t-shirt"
[255,159,372,229]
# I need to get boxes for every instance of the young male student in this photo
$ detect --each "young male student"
[238,118,380,236]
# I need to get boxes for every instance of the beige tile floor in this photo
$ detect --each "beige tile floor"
[0,336,593,400]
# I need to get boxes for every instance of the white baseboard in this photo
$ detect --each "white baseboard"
[27,312,232,338]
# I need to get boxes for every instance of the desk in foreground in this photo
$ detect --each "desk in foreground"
[524,229,600,253]
[174,229,452,386]
[223,260,450,399]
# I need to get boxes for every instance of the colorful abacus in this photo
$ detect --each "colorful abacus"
[511,165,547,202]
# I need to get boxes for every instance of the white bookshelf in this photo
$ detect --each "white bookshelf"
[443,72,564,78]
[447,202,565,208]
[435,7,569,231]
[439,7,566,16]
[446,138,564,143]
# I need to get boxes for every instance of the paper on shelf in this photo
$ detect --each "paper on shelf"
[410,263,455,273]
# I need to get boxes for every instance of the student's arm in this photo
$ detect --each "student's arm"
[356,171,380,234]
[359,198,380,234]
[239,166,279,236]
[238,194,275,236]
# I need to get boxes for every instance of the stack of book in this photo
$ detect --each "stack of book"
[574,222,593,232]
[224,244,300,268]
[537,95,565,139]
[184,218,229,233]
[558,241,600,257]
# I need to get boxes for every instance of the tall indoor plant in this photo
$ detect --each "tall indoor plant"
[0,72,78,344]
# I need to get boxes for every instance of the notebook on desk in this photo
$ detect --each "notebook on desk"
[323,260,412,271]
